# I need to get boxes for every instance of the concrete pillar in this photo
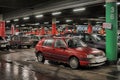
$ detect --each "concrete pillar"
[52,18,57,35]
[106,0,118,63]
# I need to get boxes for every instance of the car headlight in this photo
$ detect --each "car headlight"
[87,54,95,58]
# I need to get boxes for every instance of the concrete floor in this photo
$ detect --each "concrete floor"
[0,48,120,80]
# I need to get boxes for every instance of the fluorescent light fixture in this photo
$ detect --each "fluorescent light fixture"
[35,14,43,18]
[96,22,102,24]
[44,22,49,24]
[6,20,10,23]
[84,23,88,25]
[104,2,120,7]
[99,17,105,19]
[23,17,30,20]
[35,23,40,25]
[73,8,86,12]
[52,12,61,16]
[66,19,72,22]
[56,21,60,23]
[21,24,25,26]
[14,19,19,21]
[16,25,19,27]
[117,2,120,5]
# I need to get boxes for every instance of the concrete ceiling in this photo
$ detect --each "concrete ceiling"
[3,0,104,20]
[0,0,62,13]
[3,0,120,28]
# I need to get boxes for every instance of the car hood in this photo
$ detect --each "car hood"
[68,47,102,55]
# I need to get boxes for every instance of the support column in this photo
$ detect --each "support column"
[52,18,57,35]
[0,14,6,37]
[106,0,118,63]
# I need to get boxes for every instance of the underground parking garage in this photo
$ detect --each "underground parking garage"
[0,0,120,80]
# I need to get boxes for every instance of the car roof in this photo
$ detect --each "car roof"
[43,36,82,40]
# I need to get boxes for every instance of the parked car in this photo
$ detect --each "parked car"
[80,33,106,51]
[28,35,41,47]
[0,36,10,50]
[81,33,120,57]
[35,37,107,69]
[10,35,32,48]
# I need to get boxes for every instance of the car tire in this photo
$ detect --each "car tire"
[69,57,79,69]
[37,53,45,63]
[27,45,31,49]
[18,45,21,49]
[6,47,9,50]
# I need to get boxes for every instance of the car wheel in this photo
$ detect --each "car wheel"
[6,47,9,50]
[69,57,79,69]
[37,53,45,63]
[27,45,31,48]
[18,45,21,49]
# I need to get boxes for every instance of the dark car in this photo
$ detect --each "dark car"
[10,35,32,48]
[81,33,120,58]
[81,33,105,51]
[0,36,10,50]
[35,37,106,69]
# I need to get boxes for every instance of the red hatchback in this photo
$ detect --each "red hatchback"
[35,37,107,69]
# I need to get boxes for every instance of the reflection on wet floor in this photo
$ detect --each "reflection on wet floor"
[0,61,64,80]
[0,49,120,80]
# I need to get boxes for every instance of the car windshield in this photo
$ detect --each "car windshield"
[91,34,101,41]
[66,37,87,48]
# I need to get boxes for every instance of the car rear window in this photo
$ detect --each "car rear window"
[43,39,54,47]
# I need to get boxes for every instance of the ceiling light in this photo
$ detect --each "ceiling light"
[35,23,40,25]
[21,24,25,26]
[52,12,61,16]
[104,2,120,7]
[23,17,30,20]
[56,21,60,23]
[96,22,102,24]
[14,19,19,21]
[99,17,105,19]
[16,25,19,27]
[73,8,86,12]
[117,2,120,5]
[35,14,43,18]
[44,22,49,24]
[84,23,88,25]
[6,20,10,23]
[66,19,72,22]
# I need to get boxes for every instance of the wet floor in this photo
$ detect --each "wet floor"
[0,60,66,80]
[0,48,120,80]
[0,49,66,80]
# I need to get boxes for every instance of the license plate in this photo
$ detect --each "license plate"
[1,45,6,47]
[95,57,107,63]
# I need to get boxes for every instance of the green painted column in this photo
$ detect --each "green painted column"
[106,0,118,62]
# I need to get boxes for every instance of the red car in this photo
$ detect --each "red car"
[35,37,107,69]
